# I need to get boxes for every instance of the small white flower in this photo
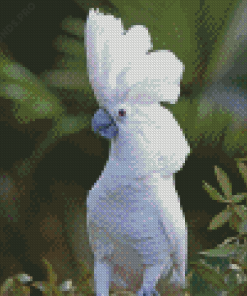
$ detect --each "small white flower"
[59,280,75,291]
[17,273,33,284]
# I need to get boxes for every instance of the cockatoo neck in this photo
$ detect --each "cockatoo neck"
[104,104,190,179]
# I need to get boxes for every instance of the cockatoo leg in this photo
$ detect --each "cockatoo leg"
[136,263,164,296]
[94,260,112,296]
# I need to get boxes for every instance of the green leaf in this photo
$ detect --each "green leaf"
[202,181,226,202]
[0,52,65,124]
[205,0,247,84]
[53,35,85,57]
[195,107,232,147]
[230,74,247,91]
[1,63,38,84]
[229,212,242,232]
[230,194,246,204]
[51,112,91,138]
[40,69,91,91]
[42,258,57,287]
[61,16,85,38]
[55,54,87,71]
[9,90,64,124]
[229,282,247,296]
[0,52,48,91]
[236,159,247,186]
[190,261,229,291]
[208,208,232,230]
[239,219,247,234]
[223,127,247,158]
[232,205,247,220]
[0,278,14,294]
[40,258,63,295]
[199,243,240,258]
[0,174,20,223]
[214,166,232,198]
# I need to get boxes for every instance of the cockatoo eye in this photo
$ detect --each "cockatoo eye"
[118,109,126,117]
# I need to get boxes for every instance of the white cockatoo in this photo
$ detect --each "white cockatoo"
[85,8,190,296]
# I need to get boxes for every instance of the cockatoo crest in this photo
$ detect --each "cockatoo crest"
[85,8,185,113]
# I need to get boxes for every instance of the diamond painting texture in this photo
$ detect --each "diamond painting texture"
[85,8,190,295]
[1,1,247,295]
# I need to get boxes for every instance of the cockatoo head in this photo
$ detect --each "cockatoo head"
[85,8,189,177]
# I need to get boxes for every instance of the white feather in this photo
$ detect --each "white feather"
[85,8,190,294]
[85,8,184,111]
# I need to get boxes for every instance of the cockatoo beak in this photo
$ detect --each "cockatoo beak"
[92,108,119,139]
